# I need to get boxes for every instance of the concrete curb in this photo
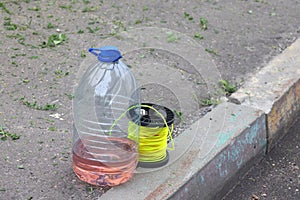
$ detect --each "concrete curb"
[101,38,300,200]
[231,38,300,151]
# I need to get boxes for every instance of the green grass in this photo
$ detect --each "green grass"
[28,7,41,11]
[6,33,25,45]
[59,5,72,10]
[143,6,149,11]
[77,29,84,34]
[47,23,56,29]
[184,12,193,21]
[83,0,91,4]
[20,97,58,111]
[205,48,218,55]
[28,55,39,59]
[54,69,69,77]
[174,110,185,124]
[0,2,12,14]
[194,33,204,40]
[220,79,237,95]
[4,17,17,31]
[200,98,220,106]
[41,33,67,48]
[82,6,97,12]
[80,50,86,58]
[86,26,100,33]
[48,126,57,131]
[22,79,30,84]
[65,93,74,100]
[167,31,179,43]
[200,17,208,30]
[0,125,20,141]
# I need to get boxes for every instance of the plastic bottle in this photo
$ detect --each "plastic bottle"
[72,46,140,186]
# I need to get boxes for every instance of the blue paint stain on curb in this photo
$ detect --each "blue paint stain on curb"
[169,111,267,200]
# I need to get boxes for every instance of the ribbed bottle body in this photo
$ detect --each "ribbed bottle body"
[72,50,140,186]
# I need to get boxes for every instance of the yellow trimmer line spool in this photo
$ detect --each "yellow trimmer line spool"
[127,103,175,168]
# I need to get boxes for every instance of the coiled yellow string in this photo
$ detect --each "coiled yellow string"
[110,104,175,163]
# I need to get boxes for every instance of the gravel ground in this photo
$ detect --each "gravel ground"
[0,0,299,199]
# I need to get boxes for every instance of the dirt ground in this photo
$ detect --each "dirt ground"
[0,0,299,199]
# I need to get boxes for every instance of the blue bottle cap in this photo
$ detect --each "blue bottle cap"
[89,46,122,62]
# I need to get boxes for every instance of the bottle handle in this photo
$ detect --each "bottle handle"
[88,48,101,57]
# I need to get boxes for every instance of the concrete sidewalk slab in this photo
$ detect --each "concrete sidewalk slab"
[101,103,266,200]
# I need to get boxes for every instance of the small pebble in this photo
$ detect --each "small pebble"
[292,165,299,170]
[252,194,259,200]
[261,193,267,197]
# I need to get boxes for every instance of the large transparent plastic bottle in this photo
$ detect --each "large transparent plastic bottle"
[72,46,140,186]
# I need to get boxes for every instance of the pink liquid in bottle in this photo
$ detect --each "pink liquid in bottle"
[72,136,138,186]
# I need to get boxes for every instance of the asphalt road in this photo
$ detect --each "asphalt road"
[223,114,300,200]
